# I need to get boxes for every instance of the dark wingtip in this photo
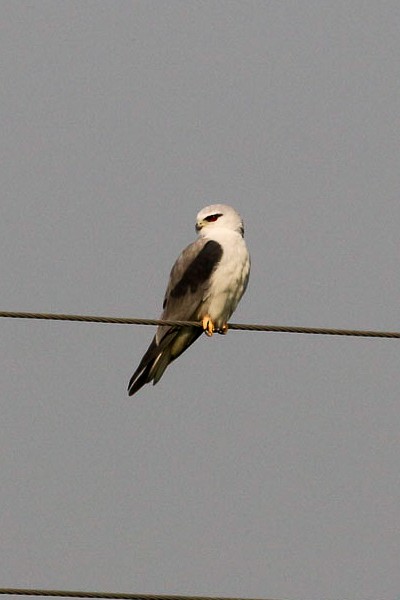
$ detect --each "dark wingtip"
[127,336,161,397]
[127,377,145,397]
[127,373,142,396]
[127,361,155,397]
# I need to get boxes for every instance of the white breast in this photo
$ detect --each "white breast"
[201,228,250,328]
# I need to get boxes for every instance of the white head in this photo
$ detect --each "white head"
[195,204,245,237]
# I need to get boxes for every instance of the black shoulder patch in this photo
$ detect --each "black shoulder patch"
[170,240,223,299]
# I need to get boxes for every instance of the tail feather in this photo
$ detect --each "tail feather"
[127,336,163,396]
[127,362,155,396]
[151,348,172,385]
[127,326,203,396]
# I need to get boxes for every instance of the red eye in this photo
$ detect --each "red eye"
[205,213,222,222]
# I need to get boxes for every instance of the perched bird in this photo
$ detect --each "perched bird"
[128,204,250,395]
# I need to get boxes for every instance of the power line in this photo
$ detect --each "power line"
[0,590,278,600]
[1,310,400,339]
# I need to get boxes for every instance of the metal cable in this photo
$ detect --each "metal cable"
[0,589,278,600]
[1,310,400,338]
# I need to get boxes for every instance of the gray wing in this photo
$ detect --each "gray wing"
[128,238,223,395]
[156,237,223,343]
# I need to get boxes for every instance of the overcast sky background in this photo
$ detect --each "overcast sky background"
[1,2,400,599]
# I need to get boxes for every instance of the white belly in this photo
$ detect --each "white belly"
[200,232,250,328]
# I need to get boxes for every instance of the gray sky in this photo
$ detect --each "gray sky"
[2,2,400,599]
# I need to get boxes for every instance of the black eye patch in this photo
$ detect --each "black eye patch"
[204,213,222,222]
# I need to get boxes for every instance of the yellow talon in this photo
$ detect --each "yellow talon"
[202,315,215,336]
[219,323,228,334]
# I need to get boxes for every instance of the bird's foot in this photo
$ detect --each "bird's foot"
[202,315,215,336]
[218,323,229,335]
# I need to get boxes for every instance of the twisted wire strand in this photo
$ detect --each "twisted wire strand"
[0,589,276,600]
[1,310,400,338]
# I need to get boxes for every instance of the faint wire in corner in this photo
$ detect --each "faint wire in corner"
[0,588,280,600]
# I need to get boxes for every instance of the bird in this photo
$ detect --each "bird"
[127,204,250,396]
